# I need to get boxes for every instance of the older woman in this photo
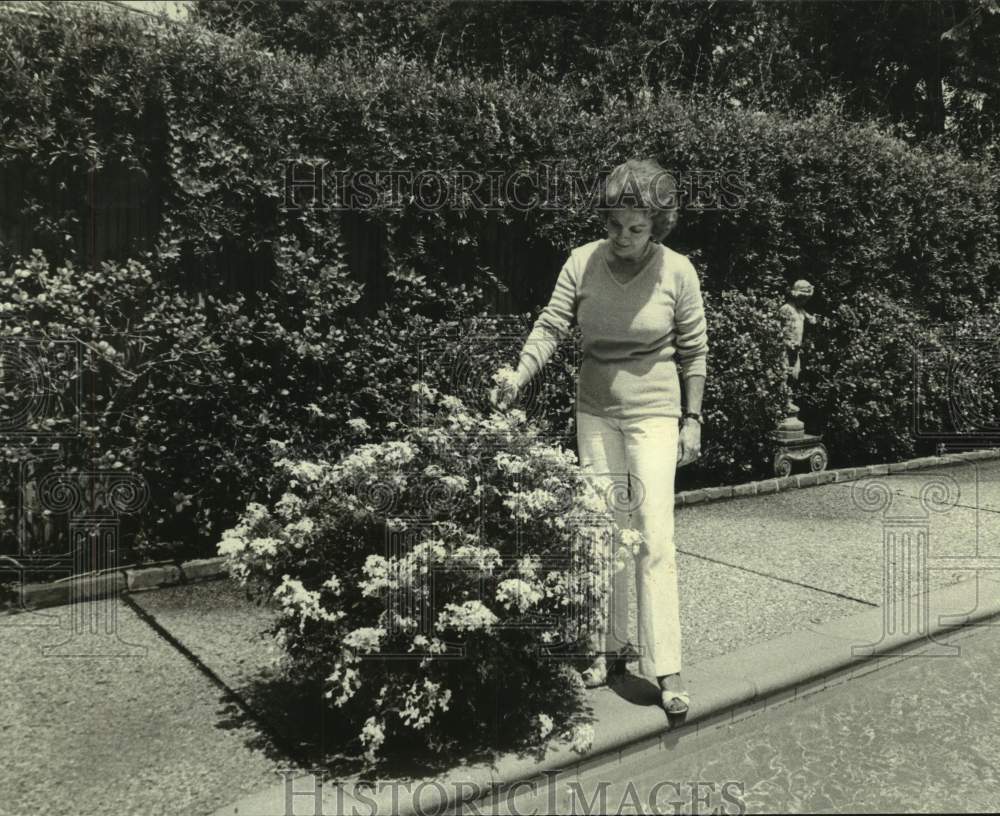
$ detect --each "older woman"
[492,158,708,725]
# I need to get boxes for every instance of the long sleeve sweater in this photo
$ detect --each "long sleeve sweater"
[513,239,709,420]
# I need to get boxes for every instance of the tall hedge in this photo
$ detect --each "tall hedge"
[3,4,998,316]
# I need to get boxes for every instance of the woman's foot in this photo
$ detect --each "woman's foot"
[657,673,690,726]
[581,655,608,688]
[581,645,637,688]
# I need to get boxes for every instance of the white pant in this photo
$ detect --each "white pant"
[576,410,682,678]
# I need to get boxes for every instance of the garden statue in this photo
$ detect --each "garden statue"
[778,279,817,415]
[770,279,828,476]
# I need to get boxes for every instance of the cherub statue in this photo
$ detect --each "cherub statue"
[778,279,818,415]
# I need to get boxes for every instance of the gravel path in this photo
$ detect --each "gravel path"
[0,597,294,816]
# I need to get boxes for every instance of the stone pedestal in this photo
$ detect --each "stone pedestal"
[769,417,828,477]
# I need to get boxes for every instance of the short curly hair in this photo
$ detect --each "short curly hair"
[597,158,679,242]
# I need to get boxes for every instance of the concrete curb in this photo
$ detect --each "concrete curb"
[211,573,1000,816]
[674,447,1000,507]
[4,448,998,614]
[1,556,230,614]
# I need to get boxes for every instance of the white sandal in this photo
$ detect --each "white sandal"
[581,655,608,688]
[658,676,690,726]
[581,646,636,689]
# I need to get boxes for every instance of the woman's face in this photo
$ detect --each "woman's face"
[605,208,654,261]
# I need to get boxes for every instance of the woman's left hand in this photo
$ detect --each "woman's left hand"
[677,420,702,468]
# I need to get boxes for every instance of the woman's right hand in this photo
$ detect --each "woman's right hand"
[489,380,519,410]
[490,366,524,410]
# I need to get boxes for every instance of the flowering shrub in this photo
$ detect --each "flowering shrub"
[218,377,623,766]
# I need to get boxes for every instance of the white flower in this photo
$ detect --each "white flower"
[535,713,554,740]
[502,487,561,521]
[282,519,315,551]
[409,381,437,404]
[439,394,465,412]
[359,716,386,764]
[389,613,418,633]
[399,679,452,729]
[242,502,272,526]
[217,531,246,557]
[276,459,328,484]
[347,417,370,434]
[409,634,449,655]
[343,626,385,655]
[569,723,595,754]
[450,544,502,573]
[619,528,644,555]
[436,474,469,494]
[494,452,528,475]
[517,555,542,580]
[274,491,305,520]
[325,662,362,706]
[381,441,418,467]
[273,575,344,631]
[249,536,280,557]
[435,600,498,633]
[406,538,448,573]
[359,554,396,597]
[496,578,544,613]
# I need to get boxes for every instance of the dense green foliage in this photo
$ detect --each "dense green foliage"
[1,3,998,567]
[193,0,1000,155]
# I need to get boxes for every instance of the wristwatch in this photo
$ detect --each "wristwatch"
[682,410,703,426]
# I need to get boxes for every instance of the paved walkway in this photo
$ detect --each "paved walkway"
[499,622,1000,814]
[2,458,998,815]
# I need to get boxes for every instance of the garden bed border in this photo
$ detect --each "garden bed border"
[4,447,999,613]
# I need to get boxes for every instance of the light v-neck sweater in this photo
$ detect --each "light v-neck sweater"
[513,239,709,420]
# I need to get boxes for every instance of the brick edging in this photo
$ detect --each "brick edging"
[2,556,231,614]
[6,448,999,612]
[674,447,1000,507]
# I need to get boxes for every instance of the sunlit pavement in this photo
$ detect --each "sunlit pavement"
[3,459,1000,815]
[496,622,1000,814]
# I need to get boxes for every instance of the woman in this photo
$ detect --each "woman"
[492,158,708,724]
